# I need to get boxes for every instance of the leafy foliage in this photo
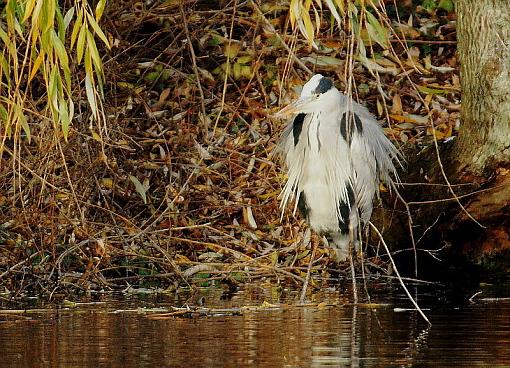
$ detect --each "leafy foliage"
[0,0,109,144]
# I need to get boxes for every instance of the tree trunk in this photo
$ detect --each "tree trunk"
[450,0,510,268]
[454,0,510,174]
[381,1,510,275]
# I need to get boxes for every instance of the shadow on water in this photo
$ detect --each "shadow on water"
[0,282,509,368]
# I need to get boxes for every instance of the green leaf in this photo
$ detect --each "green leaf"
[41,0,56,32]
[438,0,454,12]
[422,0,437,11]
[208,36,221,46]
[0,53,11,86]
[301,55,343,66]
[365,10,388,48]
[55,5,65,41]
[12,16,24,38]
[358,38,367,59]
[129,175,148,204]
[240,65,251,78]
[417,85,446,95]
[0,104,8,123]
[0,25,16,58]
[51,30,71,90]
[349,3,360,39]
[233,62,241,79]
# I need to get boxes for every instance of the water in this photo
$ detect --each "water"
[1,283,509,367]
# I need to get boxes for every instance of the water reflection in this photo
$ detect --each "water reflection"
[0,286,509,367]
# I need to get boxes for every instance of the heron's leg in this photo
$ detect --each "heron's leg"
[347,207,361,257]
[325,233,349,262]
[343,222,359,301]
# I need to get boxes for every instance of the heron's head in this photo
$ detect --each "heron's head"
[276,74,339,118]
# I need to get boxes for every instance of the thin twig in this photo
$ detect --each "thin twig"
[406,184,504,205]
[300,240,317,303]
[395,190,418,278]
[250,0,312,76]
[429,120,485,228]
[469,291,483,303]
[369,221,431,326]
[180,4,208,138]
[0,251,43,280]
[211,1,237,139]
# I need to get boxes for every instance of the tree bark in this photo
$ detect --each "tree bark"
[454,0,510,174]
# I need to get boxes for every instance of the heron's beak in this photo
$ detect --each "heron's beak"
[274,97,313,119]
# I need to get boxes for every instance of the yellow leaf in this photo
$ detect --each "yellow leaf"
[100,178,114,189]
[233,62,241,79]
[417,85,447,95]
[91,131,102,142]
[86,30,103,72]
[76,22,87,63]
[224,43,240,59]
[55,193,70,201]
[70,10,83,49]
[289,0,299,28]
[42,0,56,32]
[0,105,7,123]
[19,111,31,143]
[333,0,344,14]
[237,55,252,64]
[240,65,251,78]
[391,94,402,115]
[269,251,278,266]
[86,11,110,48]
[22,0,37,23]
[376,99,383,116]
[301,8,315,45]
[95,0,107,21]
[29,52,44,82]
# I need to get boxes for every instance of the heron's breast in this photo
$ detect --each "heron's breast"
[300,161,338,231]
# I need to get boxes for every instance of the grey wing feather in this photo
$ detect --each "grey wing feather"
[347,102,401,223]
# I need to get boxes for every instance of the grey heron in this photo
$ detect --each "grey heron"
[278,74,400,262]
